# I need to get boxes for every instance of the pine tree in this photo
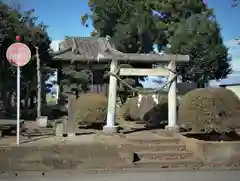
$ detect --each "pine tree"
[60,65,92,100]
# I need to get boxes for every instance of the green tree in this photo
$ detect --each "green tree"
[83,0,211,53]
[0,3,22,114]
[168,14,231,85]
[82,0,230,86]
[60,65,92,100]
[0,2,54,117]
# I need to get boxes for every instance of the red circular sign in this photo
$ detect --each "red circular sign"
[6,43,31,67]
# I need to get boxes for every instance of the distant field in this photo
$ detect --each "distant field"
[46,93,57,105]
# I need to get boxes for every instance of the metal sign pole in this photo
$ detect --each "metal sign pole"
[6,38,31,146]
[17,66,20,145]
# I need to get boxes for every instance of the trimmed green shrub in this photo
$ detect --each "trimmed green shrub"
[178,88,240,133]
[75,93,108,126]
[122,94,169,126]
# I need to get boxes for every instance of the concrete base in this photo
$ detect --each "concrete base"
[67,133,76,137]
[165,125,180,135]
[55,122,64,137]
[102,125,118,134]
[36,116,48,128]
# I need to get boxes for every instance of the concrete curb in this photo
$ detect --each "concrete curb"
[1,165,240,178]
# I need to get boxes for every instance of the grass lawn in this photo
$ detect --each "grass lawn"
[46,93,57,105]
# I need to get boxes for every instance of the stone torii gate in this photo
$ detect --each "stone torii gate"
[52,36,189,136]
[103,52,189,134]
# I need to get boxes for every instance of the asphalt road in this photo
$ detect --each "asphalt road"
[0,170,240,181]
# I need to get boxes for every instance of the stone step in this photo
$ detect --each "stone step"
[136,150,193,160]
[133,157,203,169]
[132,143,186,151]
[130,137,180,144]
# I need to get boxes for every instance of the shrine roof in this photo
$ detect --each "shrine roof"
[52,36,189,63]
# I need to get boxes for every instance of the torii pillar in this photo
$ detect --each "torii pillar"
[165,60,180,134]
[103,59,119,134]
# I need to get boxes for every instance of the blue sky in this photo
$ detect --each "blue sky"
[5,0,240,87]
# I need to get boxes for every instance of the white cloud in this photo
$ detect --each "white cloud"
[225,39,239,48]
[141,76,161,88]
[50,40,62,52]
[225,40,240,70]
[231,58,240,72]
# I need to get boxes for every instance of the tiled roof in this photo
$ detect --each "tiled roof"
[53,36,122,62]
[52,36,189,63]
